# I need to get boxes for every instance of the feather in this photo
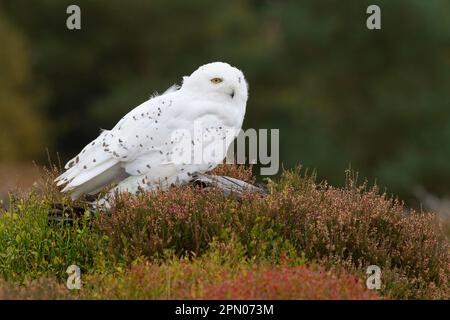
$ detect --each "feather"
[162,84,180,95]
[68,162,129,200]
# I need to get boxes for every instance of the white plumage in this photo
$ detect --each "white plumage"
[55,62,248,202]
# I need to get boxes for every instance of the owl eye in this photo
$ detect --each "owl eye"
[210,77,223,84]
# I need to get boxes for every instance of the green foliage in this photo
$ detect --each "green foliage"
[0,165,448,299]
[0,193,96,282]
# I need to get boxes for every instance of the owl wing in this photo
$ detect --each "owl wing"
[55,90,178,199]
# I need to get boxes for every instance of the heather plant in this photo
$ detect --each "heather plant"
[96,166,450,298]
[0,249,378,300]
[80,260,378,300]
[97,189,296,263]
[264,168,449,298]
[0,164,448,299]
[210,164,256,184]
[201,264,379,300]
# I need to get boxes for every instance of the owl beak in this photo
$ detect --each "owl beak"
[230,89,235,99]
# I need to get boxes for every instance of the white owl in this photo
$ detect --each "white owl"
[55,62,248,204]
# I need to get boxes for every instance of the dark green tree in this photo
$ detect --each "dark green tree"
[1,0,450,200]
[0,13,46,160]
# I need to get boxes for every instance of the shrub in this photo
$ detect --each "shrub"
[0,253,378,300]
[96,166,450,298]
[0,165,448,299]
[210,164,256,184]
[0,193,96,282]
[264,169,449,298]
[202,265,378,300]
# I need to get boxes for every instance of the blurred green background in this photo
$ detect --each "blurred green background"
[0,0,449,204]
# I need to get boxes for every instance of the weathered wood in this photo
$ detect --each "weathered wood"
[191,173,267,197]
[47,203,91,224]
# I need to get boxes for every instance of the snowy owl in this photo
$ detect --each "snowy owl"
[55,62,248,205]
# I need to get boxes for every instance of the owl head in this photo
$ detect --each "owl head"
[182,62,248,104]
